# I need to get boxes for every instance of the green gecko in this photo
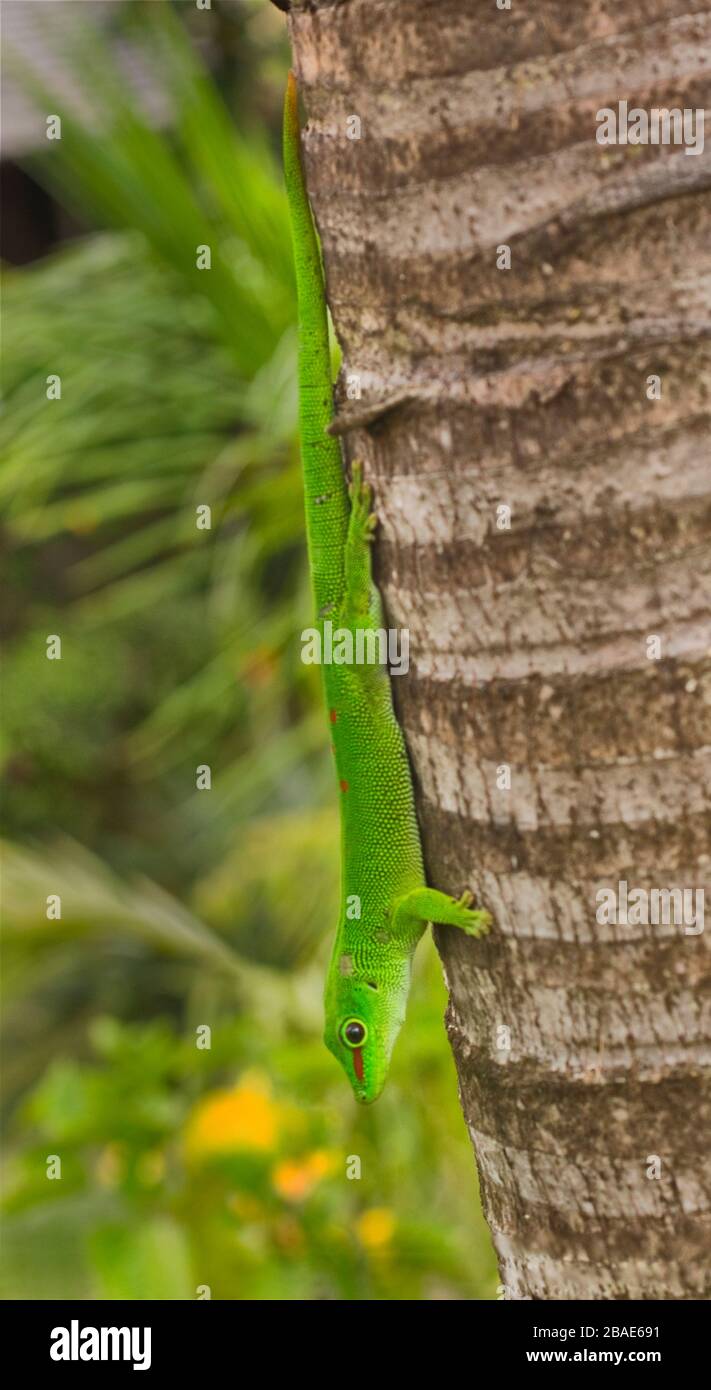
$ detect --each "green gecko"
[283,72,490,1103]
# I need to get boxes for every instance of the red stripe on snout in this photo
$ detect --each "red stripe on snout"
[353,1048,364,1082]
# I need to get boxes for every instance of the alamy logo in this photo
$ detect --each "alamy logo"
[596,101,704,155]
[50,1321,151,1371]
[301,619,409,675]
[596,880,704,935]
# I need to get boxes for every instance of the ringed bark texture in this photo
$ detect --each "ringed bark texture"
[287,0,711,1299]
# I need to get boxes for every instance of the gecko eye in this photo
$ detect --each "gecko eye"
[340,1018,367,1048]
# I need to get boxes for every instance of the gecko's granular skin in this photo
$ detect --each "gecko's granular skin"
[283,73,490,1106]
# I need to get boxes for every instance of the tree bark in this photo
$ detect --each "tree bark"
[286,0,711,1300]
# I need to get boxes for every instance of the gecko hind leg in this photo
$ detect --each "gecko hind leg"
[340,461,385,656]
[342,461,377,621]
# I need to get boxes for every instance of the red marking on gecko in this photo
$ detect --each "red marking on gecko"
[329,709,337,723]
[340,779,349,793]
[353,1048,364,1082]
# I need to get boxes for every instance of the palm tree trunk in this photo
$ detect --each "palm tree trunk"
[286,0,711,1299]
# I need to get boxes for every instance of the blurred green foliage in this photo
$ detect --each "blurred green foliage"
[1,0,497,1300]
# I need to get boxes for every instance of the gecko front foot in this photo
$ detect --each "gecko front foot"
[391,885,492,938]
[450,890,492,937]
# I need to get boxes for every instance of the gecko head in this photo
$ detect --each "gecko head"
[323,957,410,1104]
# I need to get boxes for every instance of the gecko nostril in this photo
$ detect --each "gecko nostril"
[366,981,378,990]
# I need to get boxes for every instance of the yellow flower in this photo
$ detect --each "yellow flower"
[307,1149,336,1181]
[272,1148,336,1202]
[185,1072,279,1159]
[356,1208,395,1250]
